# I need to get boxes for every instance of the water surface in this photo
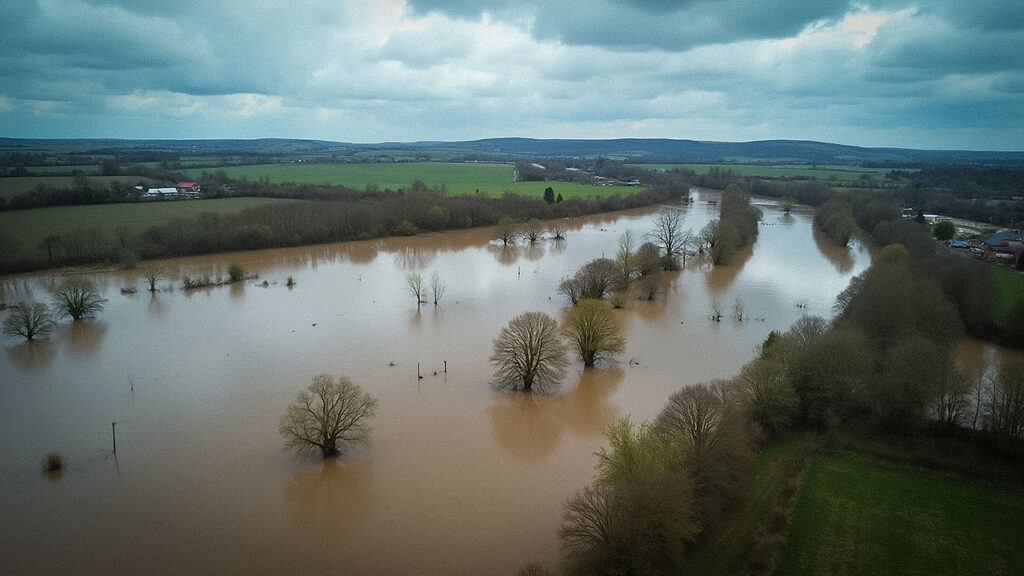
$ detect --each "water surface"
[3,191,878,574]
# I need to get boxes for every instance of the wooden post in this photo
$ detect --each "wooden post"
[111,422,117,454]
[417,363,423,379]
[444,360,447,373]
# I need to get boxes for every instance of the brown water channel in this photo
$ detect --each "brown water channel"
[4,190,879,574]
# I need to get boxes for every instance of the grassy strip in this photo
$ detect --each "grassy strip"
[778,450,1024,576]
[630,163,893,182]
[684,435,816,575]
[992,266,1024,325]
[184,162,635,198]
[0,197,300,251]
[0,175,153,199]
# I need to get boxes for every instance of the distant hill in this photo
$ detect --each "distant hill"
[2,137,1022,166]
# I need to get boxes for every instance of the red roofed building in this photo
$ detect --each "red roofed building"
[176,182,202,197]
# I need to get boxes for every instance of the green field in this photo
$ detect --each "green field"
[0,175,155,199]
[631,163,894,182]
[0,197,300,250]
[993,266,1024,324]
[185,162,635,199]
[778,451,1024,575]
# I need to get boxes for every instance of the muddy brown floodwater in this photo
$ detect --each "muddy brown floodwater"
[0,190,1010,574]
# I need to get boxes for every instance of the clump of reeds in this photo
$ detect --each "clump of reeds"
[41,450,64,473]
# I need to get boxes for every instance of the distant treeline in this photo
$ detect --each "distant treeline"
[0,175,689,275]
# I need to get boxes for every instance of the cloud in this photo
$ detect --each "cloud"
[0,1,1021,150]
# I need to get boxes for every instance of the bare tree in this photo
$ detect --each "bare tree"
[406,272,425,304]
[495,217,520,246]
[711,296,723,322]
[142,267,163,292]
[558,258,620,305]
[563,299,626,367]
[2,301,55,341]
[549,223,568,240]
[52,277,107,320]
[616,230,636,286]
[648,208,692,269]
[490,311,568,392]
[522,218,544,243]
[732,297,745,322]
[430,271,446,306]
[280,374,378,458]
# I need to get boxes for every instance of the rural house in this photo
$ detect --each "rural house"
[982,230,1024,268]
[176,181,202,196]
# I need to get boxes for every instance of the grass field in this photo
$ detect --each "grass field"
[778,451,1024,575]
[993,266,1024,324]
[0,197,300,250]
[0,175,153,199]
[184,162,635,199]
[631,163,895,182]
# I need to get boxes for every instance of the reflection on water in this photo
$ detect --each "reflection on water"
[489,367,623,460]
[62,321,107,357]
[285,459,376,534]
[705,245,754,292]
[813,226,855,274]
[6,340,56,372]
[0,198,880,575]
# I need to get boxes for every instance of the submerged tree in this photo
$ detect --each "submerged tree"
[406,272,425,304]
[495,217,520,246]
[141,267,164,292]
[2,301,55,341]
[490,311,568,392]
[563,299,626,367]
[280,374,378,458]
[430,271,446,306]
[648,208,692,269]
[52,277,107,320]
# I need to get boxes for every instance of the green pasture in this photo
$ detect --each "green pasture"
[0,197,300,250]
[0,175,153,199]
[23,164,101,175]
[778,451,1024,575]
[993,266,1024,324]
[632,163,893,182]
[185,162,635,199]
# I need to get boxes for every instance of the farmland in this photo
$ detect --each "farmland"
[185,162,634,199]
[631,163,897,183]
[993,266,1024,324]
[0,197,300,251]
[778,451,1024,575]
[0,175,156,199]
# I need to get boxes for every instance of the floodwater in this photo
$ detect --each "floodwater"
[0,188,946,574]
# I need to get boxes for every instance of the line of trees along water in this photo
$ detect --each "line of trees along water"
[0,172,690,275]
[555,185,1024,576]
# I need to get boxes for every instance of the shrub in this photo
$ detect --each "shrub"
[227,263,245,283]
[41,450,64,473]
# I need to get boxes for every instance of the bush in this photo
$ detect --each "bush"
[41,450,64,473]
[227,263,245,283]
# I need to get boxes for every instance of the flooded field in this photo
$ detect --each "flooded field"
[3,190,880,574]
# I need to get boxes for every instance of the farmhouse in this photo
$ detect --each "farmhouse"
[177,181,202,196]
[982,230,1024,269]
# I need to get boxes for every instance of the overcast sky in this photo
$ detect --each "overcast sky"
[1,0,1022,150]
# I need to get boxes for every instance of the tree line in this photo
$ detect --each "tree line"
[554,239,1024,575]
[0,174,690,275]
